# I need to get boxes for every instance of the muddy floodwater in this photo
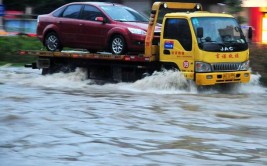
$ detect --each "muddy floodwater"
[0,66,267,166]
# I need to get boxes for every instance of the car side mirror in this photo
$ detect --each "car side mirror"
[248,27,252,39]
[197,27,203,38]
[95,17,105,23]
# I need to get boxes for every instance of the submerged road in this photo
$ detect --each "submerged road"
[0,67,267,166]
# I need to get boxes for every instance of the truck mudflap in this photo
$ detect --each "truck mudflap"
[195,71,250,86]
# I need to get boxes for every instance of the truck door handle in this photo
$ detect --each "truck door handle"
[164,50,170,55]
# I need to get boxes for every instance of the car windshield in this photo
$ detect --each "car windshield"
[100,5,148,22]
[191,17,248,52]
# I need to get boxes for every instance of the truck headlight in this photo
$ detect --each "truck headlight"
[239,60,250,71]
[195,62,212,72]
[128,28,146,35]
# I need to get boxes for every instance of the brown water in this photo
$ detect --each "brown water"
[0,67,267,166]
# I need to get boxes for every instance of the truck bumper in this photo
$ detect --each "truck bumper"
[195,71,250,86]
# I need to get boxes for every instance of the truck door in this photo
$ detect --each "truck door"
[160,18,194,79]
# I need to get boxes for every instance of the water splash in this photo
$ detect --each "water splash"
[124,70,197,94]
[120,70,266,95]
[27,68,91,89]
[0,67,91,89]
[233,73,266,94]
[0,67,266,94]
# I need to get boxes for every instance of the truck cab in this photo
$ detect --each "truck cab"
[160,12,250,85]
[145,2,250,85]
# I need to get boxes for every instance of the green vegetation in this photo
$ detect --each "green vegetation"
[224,0,246,24]
[0,36,43,66]
[3,0,122,14]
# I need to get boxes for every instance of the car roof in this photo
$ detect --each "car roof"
[67,2,123,7]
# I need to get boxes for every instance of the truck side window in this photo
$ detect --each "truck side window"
[164,18,192,51]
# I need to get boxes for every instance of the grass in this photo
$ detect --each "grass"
[0,36,42,65]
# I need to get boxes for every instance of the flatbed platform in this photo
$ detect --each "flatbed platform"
[19,50,154,62]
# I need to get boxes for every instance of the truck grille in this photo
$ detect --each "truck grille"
[212,63,241,71]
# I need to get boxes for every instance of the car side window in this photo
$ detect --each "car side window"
[164,18,192,51]
[62,5,82,19]
[80,5,103,21]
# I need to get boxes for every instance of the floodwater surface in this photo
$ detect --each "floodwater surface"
[0,66,267,166]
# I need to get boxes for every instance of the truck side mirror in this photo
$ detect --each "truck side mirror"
[197,27,203,38]
[248,27,252,40]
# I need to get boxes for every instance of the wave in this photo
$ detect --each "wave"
[0,66,266,94]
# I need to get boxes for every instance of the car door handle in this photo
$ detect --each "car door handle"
[163,50,170,55]
[79,24,83,26]
[57,21,62,24]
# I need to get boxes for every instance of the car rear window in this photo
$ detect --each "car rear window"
[62,5,82,19]
[52,6,66,17]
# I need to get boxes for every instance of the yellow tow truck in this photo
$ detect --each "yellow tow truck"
[20,2,251,85]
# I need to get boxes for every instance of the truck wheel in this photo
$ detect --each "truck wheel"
[110,35,126,55]
[41,65,75,75]
[41,68,50,75]
[45,32,63,51]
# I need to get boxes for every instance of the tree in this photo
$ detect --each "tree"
[3,0,65,14]
[224,0,245,24]
[3,0,122,14]
[34,0,65,14]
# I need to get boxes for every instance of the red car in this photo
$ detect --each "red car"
[37,2,160,55]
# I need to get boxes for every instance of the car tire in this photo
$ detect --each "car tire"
[110,35,126,55]
[44,32,62,51]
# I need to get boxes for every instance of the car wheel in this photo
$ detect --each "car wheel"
[45,32,62,51]
[110,35,126,55]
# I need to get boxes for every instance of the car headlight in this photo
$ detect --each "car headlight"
[239,60,250,71]
[128,27,146,35]
[195,62,212,72]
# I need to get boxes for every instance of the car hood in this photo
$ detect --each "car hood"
[119,22,161,32]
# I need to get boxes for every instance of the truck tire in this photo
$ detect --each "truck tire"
[44,32,63,51]
[110,35,126,55]
[41,68,50,75]
[41,64,75,75]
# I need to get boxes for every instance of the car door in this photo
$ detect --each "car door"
[78,5,110,49]
[59,4,83,46]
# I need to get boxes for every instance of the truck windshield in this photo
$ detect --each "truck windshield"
[191,17,248,52]
[101,5,148,22]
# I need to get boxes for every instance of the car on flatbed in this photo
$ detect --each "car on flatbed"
[37,2,161,55]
